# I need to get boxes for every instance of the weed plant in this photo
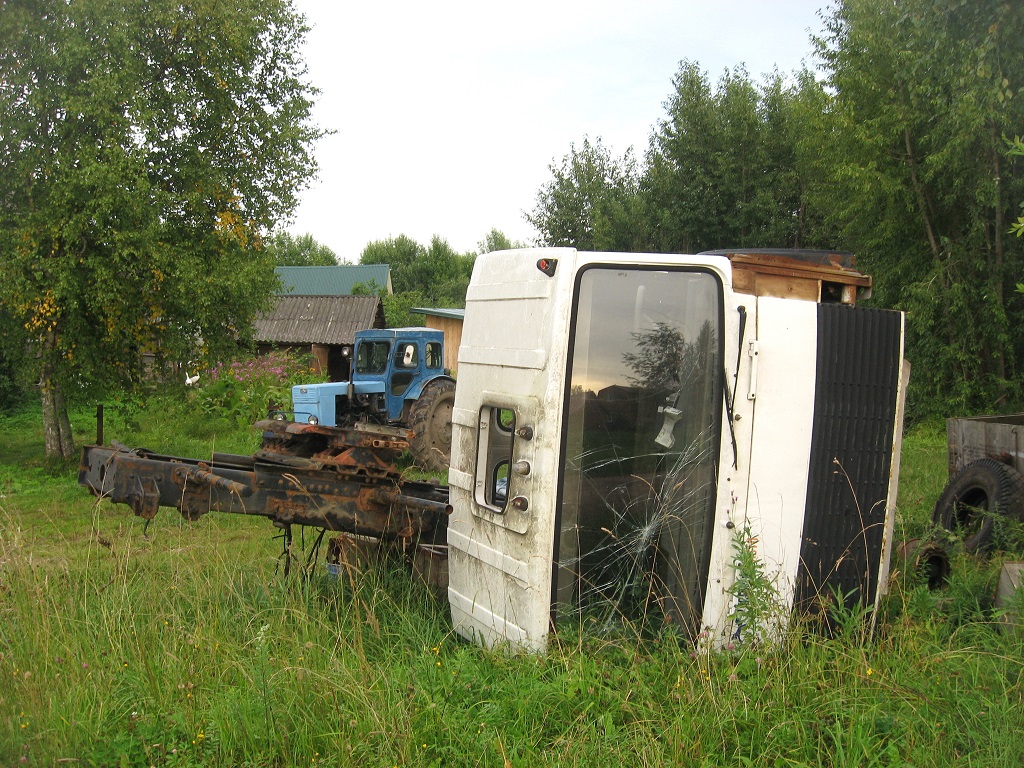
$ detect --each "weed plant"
[0,399,1023,766]
[197,350,323,430]
[726,526,786,647]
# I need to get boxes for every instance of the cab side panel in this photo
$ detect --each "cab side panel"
[741,297,819,619]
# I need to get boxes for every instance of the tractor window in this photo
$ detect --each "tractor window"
[395,342,418,369]
[356,341,390,375]
[426,342,443,369]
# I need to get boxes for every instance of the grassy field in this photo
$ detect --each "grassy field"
[1,397,1022,767]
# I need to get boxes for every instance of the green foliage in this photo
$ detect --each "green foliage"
[528,70,831,256]
[477,228,527,253]
[527,137,646,251]
[361,234,475,305]
[527,1,1024,415]
[359,234,475,326]
[1009,136,1024,239]
[264,231,338,266]
[195,350,322,428]
[727,526,786,647]
[814,0,1024,416]
[0,0,323,457]
[351,279,428,330]
[646,63,830,253]
[0,308,32,410]
[1,410,1024,765]
[382,290,429,330]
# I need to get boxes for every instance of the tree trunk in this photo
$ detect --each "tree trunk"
[39,335,75,460]
[989,121,1007,386]
[902,125,940,261]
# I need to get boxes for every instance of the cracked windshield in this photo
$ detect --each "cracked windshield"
[557,267,723,635]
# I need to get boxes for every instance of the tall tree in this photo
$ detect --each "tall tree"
[0,0,322,458]
[816,0,1024,413]
[360,235,423,293]
[422,236,476,306]
[477,228,527,253]
[645,62,828,253]
[644,61,717,252]
[527,137,645,251]
[359,234,475,322]
[532,65,828,257]
[265,232,337,266]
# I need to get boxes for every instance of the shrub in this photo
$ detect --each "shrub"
[195,350,322,427]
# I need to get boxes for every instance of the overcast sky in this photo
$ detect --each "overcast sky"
[286,0,832,262]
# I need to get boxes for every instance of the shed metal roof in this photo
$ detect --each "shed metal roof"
[275,265,392,296]
[255,295,385,345]
[410,307,466,321]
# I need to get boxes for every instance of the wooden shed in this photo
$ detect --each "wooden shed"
[255,295,385,381]
[410,307,465,372]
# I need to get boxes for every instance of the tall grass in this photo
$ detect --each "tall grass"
[0,397,1022,766]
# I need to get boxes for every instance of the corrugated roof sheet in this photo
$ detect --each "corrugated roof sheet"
[275,265,392,296]
[410,307,466,320]
[255,295,384,345]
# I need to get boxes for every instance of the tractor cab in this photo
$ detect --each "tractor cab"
[291,327,447,427]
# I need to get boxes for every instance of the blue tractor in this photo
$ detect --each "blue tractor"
[262,328,456,472]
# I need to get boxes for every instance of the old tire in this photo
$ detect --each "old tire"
[932,458,1024,552]
[408,378,455,473]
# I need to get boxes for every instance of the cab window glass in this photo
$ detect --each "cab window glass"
[476,406,515,511]
[556,268,723,636]
[426,342,443,369]
[356,341,391,374]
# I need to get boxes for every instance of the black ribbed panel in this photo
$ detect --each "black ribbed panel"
[795,305,902,612]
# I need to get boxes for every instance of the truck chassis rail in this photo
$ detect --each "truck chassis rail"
[79,443,450,540]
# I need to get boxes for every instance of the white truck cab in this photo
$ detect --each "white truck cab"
[447,248,906,651]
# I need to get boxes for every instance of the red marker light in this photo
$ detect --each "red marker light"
[536,258,557,276]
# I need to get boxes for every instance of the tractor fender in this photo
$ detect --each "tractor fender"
[404,373,456,405]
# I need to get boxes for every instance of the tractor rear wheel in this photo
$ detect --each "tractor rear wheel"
[408,378,455,473]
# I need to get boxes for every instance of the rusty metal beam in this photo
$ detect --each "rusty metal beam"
[79,444,448,540]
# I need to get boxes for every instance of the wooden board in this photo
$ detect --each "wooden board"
[725,250,872,305]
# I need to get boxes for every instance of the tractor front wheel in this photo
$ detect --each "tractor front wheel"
[408,378,455,473]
